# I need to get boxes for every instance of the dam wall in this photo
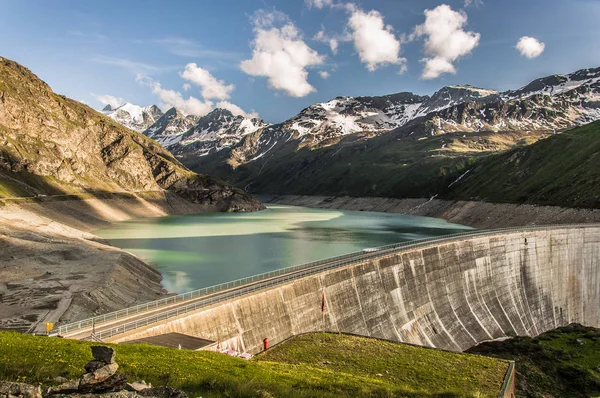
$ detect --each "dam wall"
[109,226,600,354]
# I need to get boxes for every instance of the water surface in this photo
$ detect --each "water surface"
[97,205,472,293]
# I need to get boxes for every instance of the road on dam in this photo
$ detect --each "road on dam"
[56,223,600,354]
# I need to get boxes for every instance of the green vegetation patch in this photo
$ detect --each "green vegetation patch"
[467,324,600,397]
[260,333,508,397]
[0,331,508,397]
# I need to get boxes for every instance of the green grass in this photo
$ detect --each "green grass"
[0,332,508,397]
[443,120,600,208]
[259,333,509,396]
[467,324,600,397]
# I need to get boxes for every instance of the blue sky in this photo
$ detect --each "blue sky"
[1,0,599,123]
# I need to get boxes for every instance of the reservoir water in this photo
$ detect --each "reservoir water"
[96,205,473,293]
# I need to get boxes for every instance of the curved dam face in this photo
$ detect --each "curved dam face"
[110,226,600,354]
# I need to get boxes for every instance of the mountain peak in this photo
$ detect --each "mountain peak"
[206,108,235,119]
[102,102,164,132]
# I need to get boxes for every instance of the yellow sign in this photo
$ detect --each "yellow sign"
[44,322,53,333]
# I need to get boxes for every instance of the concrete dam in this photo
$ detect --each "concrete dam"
[95,225,600,354]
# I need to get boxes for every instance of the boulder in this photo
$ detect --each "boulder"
[90,347,115,364]
[48,380,80,395]
[0,381,42,398]
[125,382,152,393]
[83,361,105,374]
[80,363,119,386]
[78,373,128,394]
[138,387,187,398]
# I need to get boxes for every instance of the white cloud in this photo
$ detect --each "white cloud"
[305,0,334,9]
[240,10,325,97]
[329,39,339,54]
[464,0,483,7]
[347,8,406,72]
[180,63,234,100]
[412,4,480,79]
[314,28,349,54]
[137,75,213,117]
[182,83,191,91]
[319,71,330,79]
[516,36,545,59]
[216,101,259,119]
[93,94,125,109]
[421,58,456,80]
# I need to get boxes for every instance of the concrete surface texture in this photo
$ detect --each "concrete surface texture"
[109,225,600,354]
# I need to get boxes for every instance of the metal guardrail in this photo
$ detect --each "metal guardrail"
[57,223,598,339]
[498,361,516,398]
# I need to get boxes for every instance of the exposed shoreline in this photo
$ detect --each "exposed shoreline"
[260,195,600,229]
[0,192,260,334]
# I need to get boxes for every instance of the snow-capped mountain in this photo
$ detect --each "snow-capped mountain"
[183,66,600,173]
[267,93,427,147]
[505,67,600,99]
[102,103,163,132]
[143,107,199,147]
[169,108,269,157]
[414,67,600,137]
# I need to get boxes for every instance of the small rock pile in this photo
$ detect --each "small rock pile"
[1,346,187,398]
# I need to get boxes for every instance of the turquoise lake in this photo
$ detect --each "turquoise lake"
[96,205,473,293]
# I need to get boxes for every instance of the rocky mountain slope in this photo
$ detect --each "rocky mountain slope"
[102,103,163,132]
[178,66,600,200]
[144,108,267,158]
[0,56,263,212]
[143,107,198,147]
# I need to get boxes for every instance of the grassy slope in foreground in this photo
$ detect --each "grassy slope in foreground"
[0,332,508,398]
[444,120,600,208]
[467,324,600,398]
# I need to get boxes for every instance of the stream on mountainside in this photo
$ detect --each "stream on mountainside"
[96,204,473,293]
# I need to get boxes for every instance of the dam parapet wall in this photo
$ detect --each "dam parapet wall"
[109,225,600,354]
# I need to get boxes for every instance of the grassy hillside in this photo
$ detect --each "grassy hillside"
[444,121,600,208]
[0,331,508,397]
[192,128,548,200]
[467,324,600,397]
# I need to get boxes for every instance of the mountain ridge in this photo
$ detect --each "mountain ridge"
[174,65,599,202]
